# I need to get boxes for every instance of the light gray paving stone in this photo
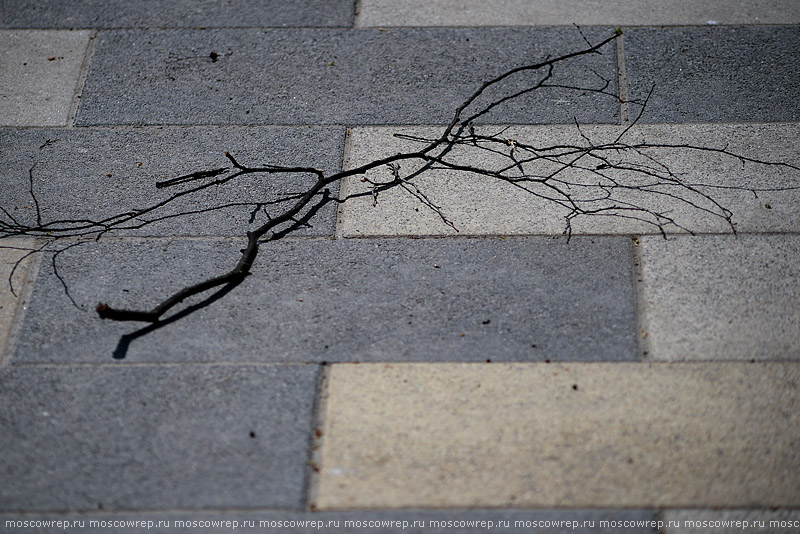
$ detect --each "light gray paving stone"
[0,510,661,533]
[12,236,636,363]
[337,124,800,237]
[0,0,354,29]
[662,509,800,533]
[76,28,619,126]
[0,365,318,512]
[316,362,800,508]
[638,234,800,361]
[357,0,800,27]
[0,128,343,237]
[625,27,800,123]
[0,30,91,126]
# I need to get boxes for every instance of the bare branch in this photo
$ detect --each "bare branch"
[1,28,797,354]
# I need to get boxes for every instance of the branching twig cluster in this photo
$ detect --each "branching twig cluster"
[2,30,798,340]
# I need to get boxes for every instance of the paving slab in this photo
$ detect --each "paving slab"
[0,510,660,533]
[662,509,800,533]
[625,26,800,123]
[0,364,318,512]
[315,362,800,509]
[0,127,343,237]
[337,124,800,237]
[12,236,636,363]
[0,239,38,362]
[0,0,354,29]
[638,234,800,361]
[357,0,800,27]
[75,28,618,126]
[0,30,91,126]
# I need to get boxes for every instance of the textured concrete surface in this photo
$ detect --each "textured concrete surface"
[0,510,661,533]
[315,362,800,509]
[0,239,37,362]
[0,128,343,237]
[12,236,637,363]
[76,28,618,126]
[639,234,800,361]
[662,509,800,533]
[1,1,798,526]
[357,0,800,27]
[338,124,800,237]
[626,27,800,123]
[0,0,354,29]
[0,30,91,126]
[0,365,318,512]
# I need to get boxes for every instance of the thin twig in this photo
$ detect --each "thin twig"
[0,29,796,336]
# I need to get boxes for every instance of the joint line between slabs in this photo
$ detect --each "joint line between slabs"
[305,364,331,511]
[67,30,98,128]
[1,242,44,367]
[334,126,355,240]
[630,235,651,361]
[352,0,363,29]
[616,31,630,124]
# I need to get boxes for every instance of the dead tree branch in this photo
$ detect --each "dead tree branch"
[2,30,798,338]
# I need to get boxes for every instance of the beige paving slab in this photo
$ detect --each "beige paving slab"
[337,124,800,237]
[0,240,38,362]
[356,1,800,27]
[639,234,800,361]
[663,509,800,533]
[0,30,92,126]
[314,362,800,509]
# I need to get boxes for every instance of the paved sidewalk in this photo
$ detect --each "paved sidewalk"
[1,2,799,533]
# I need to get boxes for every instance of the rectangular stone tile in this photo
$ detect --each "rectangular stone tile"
[0,239,38,362]
[0,127,342,237]
[0,1,354,29]
[662,509,800,533]
[357,0,800,27]
[315,362,800,509]
[76,28,618,126]
[0,510,661,533]
[0,364,318,512]
[338,124,800,237]
[625,27,800,123]
[0,30,91,126]
[638,234,800,361]
[13,236,636,363]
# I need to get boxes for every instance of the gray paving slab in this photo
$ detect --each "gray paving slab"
[338,124,800,237]
[625,26,800,123]
[638,234,800,361]
[0,128,343,237]
[0,30,91,126]
[0,0,354,29]
[357,0,800,27]
[75,28,619,126]
[12,236,637,363]
[0,364,318,512]
[0,510,661,533]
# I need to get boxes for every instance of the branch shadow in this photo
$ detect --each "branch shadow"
[111,188,335,360]
[112,280,241,360]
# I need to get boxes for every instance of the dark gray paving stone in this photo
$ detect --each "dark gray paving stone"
[0,128,342,237]
[13,236,637,363]
[0,509,661,533]
[625,26,800,123]
[0,1,354,29]
[76,28,620,126]
[0,365,318,512]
